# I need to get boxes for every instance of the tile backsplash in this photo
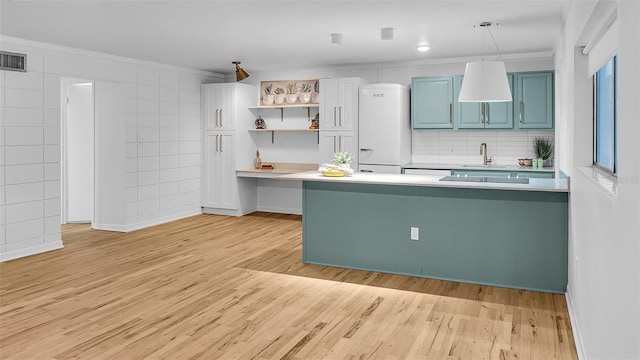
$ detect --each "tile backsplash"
[411,130,555,166]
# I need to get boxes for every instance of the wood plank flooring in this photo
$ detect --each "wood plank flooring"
[0,212,578,359]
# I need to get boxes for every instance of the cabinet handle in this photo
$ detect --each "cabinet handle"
[339,135,343,151]
[480,103,485,124]
[215,134,219,152]
[360,170,373,173]
[219,108,223,127]
[219,134,223,152]
[339,107,342,126]
[333,107,337,127]
[449,103,453,124]
[215,109,219,127]
[485,103,490,124]
[519,101,523,124]
[333,136,337,153]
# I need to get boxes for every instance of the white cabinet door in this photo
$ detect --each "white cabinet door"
[337,131,358,170]
[217,132,237,209]
[338,78,361,130]
[203,131,237,210]
[202,84,236,131]
[320,131,339,165]
[320,130,358,169]
[319,79,340,130]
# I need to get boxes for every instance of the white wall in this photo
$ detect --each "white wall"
[66,83,93,222]
[0,36,222,261]
[555,1,640,359]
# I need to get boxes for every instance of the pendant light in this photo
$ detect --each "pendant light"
[233,61,249,81]
[458,22,512,102]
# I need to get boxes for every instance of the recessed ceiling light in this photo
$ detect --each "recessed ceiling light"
[416,43,431,52]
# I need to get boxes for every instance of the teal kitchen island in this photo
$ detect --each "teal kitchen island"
[278,171,569,293]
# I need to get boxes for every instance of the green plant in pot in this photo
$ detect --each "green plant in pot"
[533,137,553,167]
[333,151,352,169]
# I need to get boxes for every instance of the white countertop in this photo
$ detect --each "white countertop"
[277,171,569,193]
[402,163,555,173]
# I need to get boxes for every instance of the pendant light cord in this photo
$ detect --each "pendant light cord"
[485,23,503,59]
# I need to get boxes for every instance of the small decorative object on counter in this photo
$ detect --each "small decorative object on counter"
[309,113,319,129]
[518,158,532,167]
[533,137,553,167]
[333,151,352,169]
[254,115,266,129]
[254,150,262,169]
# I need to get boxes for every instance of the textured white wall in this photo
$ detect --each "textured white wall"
[0,37,222,261]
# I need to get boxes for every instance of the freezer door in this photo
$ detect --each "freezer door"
[358,164,402,174]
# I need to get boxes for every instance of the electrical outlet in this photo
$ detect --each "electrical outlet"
[410,227,419,240]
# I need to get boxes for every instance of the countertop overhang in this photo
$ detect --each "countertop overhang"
[277,171,569,193]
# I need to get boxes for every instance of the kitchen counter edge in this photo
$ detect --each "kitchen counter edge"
[276,171,569,193]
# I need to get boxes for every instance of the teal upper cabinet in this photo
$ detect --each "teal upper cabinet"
[411,77,454,129]
[454,74,514,129]
[515,71,554,129]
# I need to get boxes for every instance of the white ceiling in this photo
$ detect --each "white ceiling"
[0,0,569,75]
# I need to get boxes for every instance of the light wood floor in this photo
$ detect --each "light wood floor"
[0,212,577,360]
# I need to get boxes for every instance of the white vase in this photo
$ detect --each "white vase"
[274,94,285,104]
[263,94,274,105]
[285,94,298,104]
[299,93,311,104]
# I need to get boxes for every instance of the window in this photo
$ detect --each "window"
[594,56,617,174]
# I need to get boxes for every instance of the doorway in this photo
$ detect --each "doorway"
[60,78,94,225]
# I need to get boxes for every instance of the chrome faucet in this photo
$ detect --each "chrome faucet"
[480,143,492,165]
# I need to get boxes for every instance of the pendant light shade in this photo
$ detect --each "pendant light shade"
[233,61,249,81]
[458,60,512,102]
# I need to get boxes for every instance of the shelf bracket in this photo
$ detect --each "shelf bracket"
[307,107,311,121]
[271,130,275,144]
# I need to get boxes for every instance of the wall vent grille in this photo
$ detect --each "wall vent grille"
[0,51,27,72]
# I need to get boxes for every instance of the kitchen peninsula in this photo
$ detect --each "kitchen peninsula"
[279,171,569,293]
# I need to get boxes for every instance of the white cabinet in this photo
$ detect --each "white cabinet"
[319,78,368,130]
[201,83,258,216]
[203,83,236,131]
[320,130,358,170]
[203,132,237,209]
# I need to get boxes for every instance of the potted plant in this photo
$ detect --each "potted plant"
[262,84,274,105]
[299,83,312,103]
[312,80,320,103]
[333,150,352,170]
[285,83,298,104]
[273,87,285,104]
[533,137,553,167]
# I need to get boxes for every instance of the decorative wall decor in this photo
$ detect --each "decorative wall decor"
[259,79,319,106]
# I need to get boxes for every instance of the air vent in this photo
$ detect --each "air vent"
[0,51,27,72]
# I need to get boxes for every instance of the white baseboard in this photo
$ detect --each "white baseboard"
[123,209,203,232]
[0,241,64,263]
[566,290,587,360]
[92,223,128,232]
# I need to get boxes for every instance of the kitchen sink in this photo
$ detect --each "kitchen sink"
[439,175,529,184]
[461,164,506,168]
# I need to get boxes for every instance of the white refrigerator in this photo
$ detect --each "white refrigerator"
[358,84,411,174]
